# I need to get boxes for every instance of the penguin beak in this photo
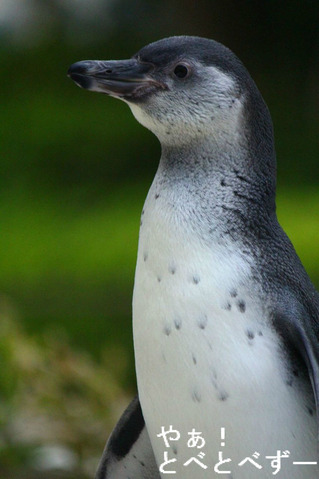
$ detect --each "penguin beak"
[68,59,166,99]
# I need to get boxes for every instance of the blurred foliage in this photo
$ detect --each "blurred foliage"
[0,0,318,477]
[0,298,128,478]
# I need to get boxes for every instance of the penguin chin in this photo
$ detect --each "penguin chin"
[127,103,158,133]
[128,99,245,148]
[128,100,200,145]
[127,102,180,144]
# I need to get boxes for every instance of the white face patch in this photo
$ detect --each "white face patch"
[204,65,239,97]
[128,65,245,147]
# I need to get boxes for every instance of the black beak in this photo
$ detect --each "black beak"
[67,59,165,99]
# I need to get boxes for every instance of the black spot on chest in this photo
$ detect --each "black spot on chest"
[163,325,171,336]
[192,389,201,403]
[169,264,176,274]
[174,318,182,330]
[237,300,246,313]
[197,314,208,329]
[246,329,255,340]
[218,391,229,401]
[192,275,200,284]
[223,302,232,311]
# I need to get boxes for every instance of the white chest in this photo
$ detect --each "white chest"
[132,188,318,478]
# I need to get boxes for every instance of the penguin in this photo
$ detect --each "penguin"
[68,36,319,478]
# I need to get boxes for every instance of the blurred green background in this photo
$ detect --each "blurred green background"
[0,1,318,477]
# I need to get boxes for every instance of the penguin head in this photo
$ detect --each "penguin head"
[68,36,271,147]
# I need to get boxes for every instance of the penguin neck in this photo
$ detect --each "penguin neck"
[155,134,277,242]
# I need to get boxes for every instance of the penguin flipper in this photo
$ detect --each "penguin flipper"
[95,395,160,479]
[274,291,319,432]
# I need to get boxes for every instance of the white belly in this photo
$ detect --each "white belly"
[133,188,318,478]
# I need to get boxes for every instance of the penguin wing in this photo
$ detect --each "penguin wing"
[274,288,319,428]
[95,395,160,479]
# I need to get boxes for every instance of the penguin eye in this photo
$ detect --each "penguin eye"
[173,64,190,79]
